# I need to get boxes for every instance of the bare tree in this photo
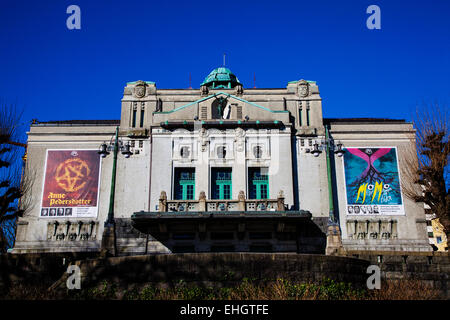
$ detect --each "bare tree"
[401,103,450,249]
[0,102,33,253]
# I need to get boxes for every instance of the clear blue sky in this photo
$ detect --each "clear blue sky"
[0,0,449,125]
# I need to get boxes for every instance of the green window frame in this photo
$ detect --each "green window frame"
[211,168,232,200]
[174,168,195,200]
[248,168,269,199]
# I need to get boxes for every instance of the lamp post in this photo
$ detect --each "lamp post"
[309,126,344,223]
[98,126,132,256]
[309,125,346,255]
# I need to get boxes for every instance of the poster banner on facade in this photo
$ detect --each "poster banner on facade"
[342,147,405,215]
[40,150,101,218]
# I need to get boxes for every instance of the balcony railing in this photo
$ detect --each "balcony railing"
[158,190,286,213]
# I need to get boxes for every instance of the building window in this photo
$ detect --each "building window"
[132,104,137,128]
[172,233,195,240]
[211,168,232,200]
[174,168,195,200]
[306,105,310,126]
[248,167,269,199]
[300,139,304,147]
[426,220,432,226]
[211,232,234,240]
[299,101,303,126]
[308,139,312,147]
[180,146,190,158]
[172,245,195,253]
[253,146,263,159]
[428,232,434,238]
[140,107,145,127]
[437,236,442,244]
[217,146,226,159]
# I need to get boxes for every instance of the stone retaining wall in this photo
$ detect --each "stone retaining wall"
[72,253,371,290]
[1,251,449,299]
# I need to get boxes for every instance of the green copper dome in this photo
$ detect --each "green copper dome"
[201,67,242,89]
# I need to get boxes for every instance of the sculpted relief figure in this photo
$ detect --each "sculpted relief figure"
[201,85,209,96]
[222,103,231,119]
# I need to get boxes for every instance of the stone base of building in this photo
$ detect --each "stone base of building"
[342,239,433,252]
[11,240,101,254]
[11,218,433,255]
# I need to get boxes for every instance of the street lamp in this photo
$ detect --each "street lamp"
[311,142,321,157]
[98,132,132,159]
[311,141,344,158]
[334,143,344,157]
[308,127,345,224]
[98,126,132,256]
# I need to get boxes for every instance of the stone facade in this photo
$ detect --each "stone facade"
[12,68,431,255]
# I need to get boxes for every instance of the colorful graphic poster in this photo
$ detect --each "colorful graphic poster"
[40,150,101,218]
[342,147,405,215]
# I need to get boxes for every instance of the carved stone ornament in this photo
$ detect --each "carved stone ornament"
[199,128,209,152]
[236,84,243,95]
[134,81,147,98]
[235,127,245,138]
[201,85,209,96]
[235,128,245,152]
[298,80,309,98]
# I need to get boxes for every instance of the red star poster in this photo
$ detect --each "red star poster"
[40,150,102,218]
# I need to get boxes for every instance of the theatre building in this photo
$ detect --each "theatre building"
[12,67,431,255]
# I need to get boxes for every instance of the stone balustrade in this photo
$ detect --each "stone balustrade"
[158,190,286,213]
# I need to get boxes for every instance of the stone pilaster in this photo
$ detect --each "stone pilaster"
[100,222,117,257]
[325,223,346,256]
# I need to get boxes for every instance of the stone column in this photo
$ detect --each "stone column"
[198,191,206,211]
[238,190,246,211]
[101,223,117,257]
[197,128,210,198]
[233,128,246,199]
[277,190,285,211]
[159,191,167,212]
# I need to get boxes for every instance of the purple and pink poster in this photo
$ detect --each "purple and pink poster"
[342,147,405,215]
